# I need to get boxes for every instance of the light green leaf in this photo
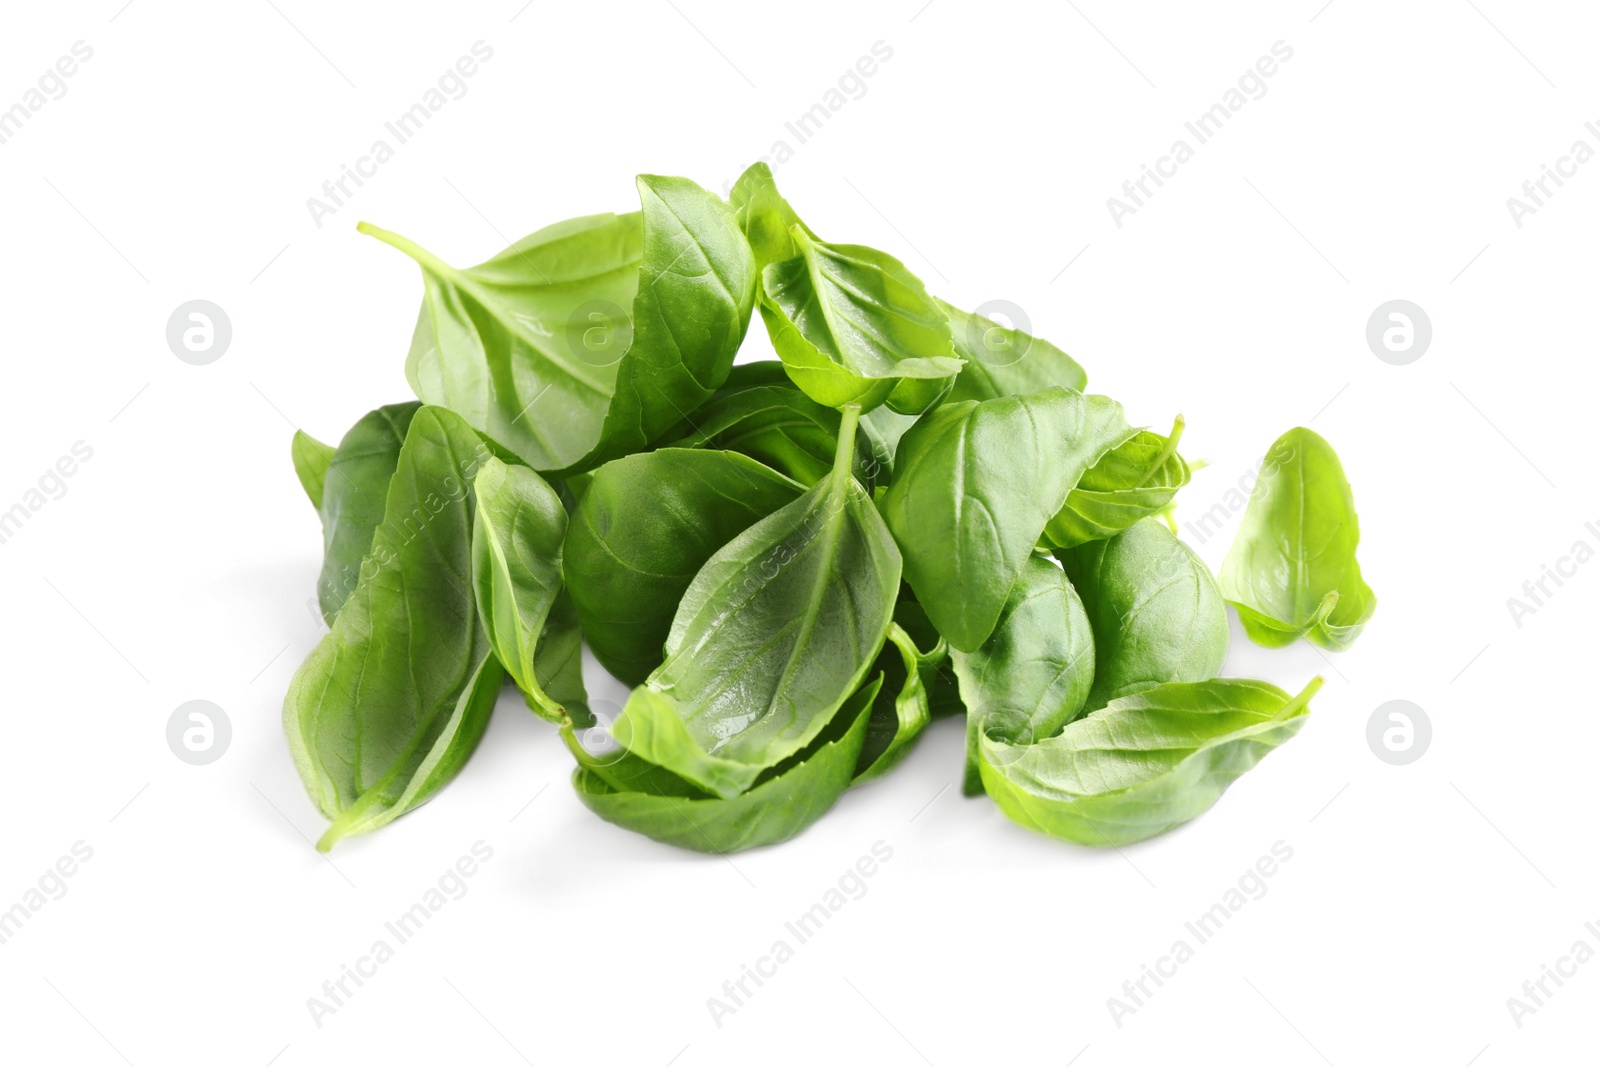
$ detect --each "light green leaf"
[854,623,945,784]
[1219,427,1376,651]
[1044,416,1191,549]
[979,677,1320,846]
[952,555,1095,795]
[364,174,756,474]
[941,299,1088,402]
[291,430,333,510]
[470,456,571,721]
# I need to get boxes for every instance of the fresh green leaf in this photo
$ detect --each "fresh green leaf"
[661,381,845,487]
[363,174,756,474]
[978,677,1321,846]
[732,164,963,413]
[283,406,502,851]
[1219,427,1377,651]
[469,456,571,721]
[941,299,1088,402]
[563,448,805,685]
[537,590,591,727]
[291,430,333,510]
[310,402,421,624]
[952,555,1095,795]
[878,387,1137,652]
[1044,416,1191,549]
[573,679,877,852]
[612,407,902,798]
[1059,518,1229,708]
[854,623,945,784]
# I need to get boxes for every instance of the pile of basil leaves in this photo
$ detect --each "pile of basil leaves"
[284,164,1375,853]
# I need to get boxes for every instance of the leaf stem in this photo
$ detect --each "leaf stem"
[833,403,861,487]
[1138,414,1186,482]
[356,221,458,279]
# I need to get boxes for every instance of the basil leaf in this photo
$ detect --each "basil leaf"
[661,382,845,487]
[1044,417,1191,550]
[470,456,573,722]
[1219,427,1377,651]
[978,677,1320,846]
[284,406,502,851]
[536,590,591,727]
[364,174,756,474]
[291,430,333,509]
[941,299,1088,402]
[854,623,945,784]
[1059,518,1229,708]
[563,448,804,685]
[573,680,877,852]
[878,387,1136,652]
[952,555,1095,795]
[732,164,964,413]
[310,402,421,624]
[613,408,901,798]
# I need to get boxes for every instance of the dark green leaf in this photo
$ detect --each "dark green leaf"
[854,623,945,784]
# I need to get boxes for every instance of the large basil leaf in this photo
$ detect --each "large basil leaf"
[854,623,945,784]
[363,174,756,475]
[306,402,421,624]
[731,164,963,413]
[978,677,1320,845]
[1044,417,1191,550]
[612,409,902,798]
[878,388,1136,652]
[284,406,501,851]
[1219,427,1376,651]
[470,457,573,722]
[941,299,1088,402]
[1059,518,1229,708]
[952,555,1095,795]
[573,680,876,852]
[563,448,804,685]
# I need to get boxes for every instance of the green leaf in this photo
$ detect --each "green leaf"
[310,402,421,624]
[283,407,503,851]
[1219,427,1377,651]
[536,590,590,727]
[1044,416,1191,550]
[563,448,805,685]
[612,407,902,798]
[941,299,1088,402]
[469,456,571,722]
[878,387,1137,652]
[363,174,756,475]
[854,623,946,784]
[1059,518,1229,709]
[952,555,1095,795]
[660,381,848,487]
[573,679,877,852]
[732,164,963,413]
[978,677,1321,846]
[291,430,333,510]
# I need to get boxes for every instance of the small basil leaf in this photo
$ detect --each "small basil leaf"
[1219,427,1376,651]
[563,448,805,685]
[291,430,333,510]
[854,623,946,784]
[1059,518,1229,708]
[312,401,421,624]
[661,382,845,487]
[613,409,901,798]
[952,555,1095,796]
[1044,416,1191,550]
[364,174,756,475]
[284,406,501,851]
[732,163,964,413]
[940,299,1088,402]
[878,388,1137,652]
[469,456,571,722]
[573,679,877,852]
[978,677,1320,846]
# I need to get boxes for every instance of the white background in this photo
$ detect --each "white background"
[1,1,1594,1064]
